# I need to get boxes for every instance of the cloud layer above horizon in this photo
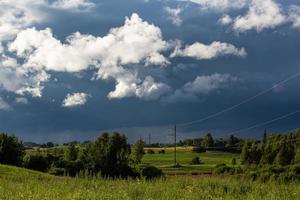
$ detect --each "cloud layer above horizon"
[1,0,300,142]
[0,1,247,106]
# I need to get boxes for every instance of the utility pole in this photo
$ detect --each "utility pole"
[174,124,177,166]
[148,133,151,145]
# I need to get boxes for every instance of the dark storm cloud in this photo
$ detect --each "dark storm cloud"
[0,0,300,143]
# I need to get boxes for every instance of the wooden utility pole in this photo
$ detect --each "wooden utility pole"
[174,124,177,166]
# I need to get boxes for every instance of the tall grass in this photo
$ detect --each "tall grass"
[0,165,299,200]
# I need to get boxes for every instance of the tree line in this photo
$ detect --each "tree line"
[241,130,300,166]
[214,130,300,182]
[0,132,162,179]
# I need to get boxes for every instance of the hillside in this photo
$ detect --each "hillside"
[1,164,300,200]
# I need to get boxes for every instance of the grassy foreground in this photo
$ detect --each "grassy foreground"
[1,164,300,200]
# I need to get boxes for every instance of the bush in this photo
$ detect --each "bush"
[248,171,258,181]
[191,156,202,165]
[147,149,155,154]
[48,166,65,176]
[192,146,206,153]
[141,166,163,180]
[64,160,84,177]
[23,153,49,172]
[214,164,235,175]
[231,158,237,165]
[158,149,165,154]
[290,165,300,175]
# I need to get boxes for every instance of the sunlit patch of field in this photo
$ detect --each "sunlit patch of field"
[143,147,240,174]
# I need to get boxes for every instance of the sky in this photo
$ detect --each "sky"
[1,0,300,143]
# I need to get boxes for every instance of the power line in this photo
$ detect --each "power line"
[177,71,300,128]
[226,109,300,136]
[174,125,177,166]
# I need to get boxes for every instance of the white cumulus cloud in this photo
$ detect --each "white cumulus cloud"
[288,5,300,28]
[0,97,11,111]
[0,0,47,42]
[9,14,170,72]
[164,7,183,26]
[188,0,247,11]
[232,0,286,32]
[218,14,233,25]
[52,0,95,10]
[4,9,248,102]
[15,97,29,104]
[107,76,171,100]
[164,73,237,102]
[171,41,246,60]
[62,92,89,107]
[9,13,171,100]
[0,55,49,97]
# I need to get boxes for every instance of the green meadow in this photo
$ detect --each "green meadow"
[142,147,240,174]
[1,164,300,200]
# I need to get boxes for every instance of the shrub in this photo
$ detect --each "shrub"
[141,166,163,180]
[232,158,237,165]
[268,165,285,174]
[248,171,258,181]
[48,165,65,176]
[290,165,300,175]
[192,146,206,153]
[64,160,84,177]
[191,156,202,165]
[214,164,235,175]
[147,149,155,154]
[23,153,49,172]
[158,149,165,154]
[235,166,243,174]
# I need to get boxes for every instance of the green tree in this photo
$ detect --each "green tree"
[88,132,132,177]
[0,133,24,166]
[227,135,239,147]
[249,142,262,164]
[23,153,49,172]
[294,147,300,164]
[202,133,214,147]
[77,146,89,163]
[240,141,251,164]
[260,144,276,164]
[240,141,262,165]
[131,139,145,165]
[65,143,78,162]
[262,130,267,145]
[275,140,294,166]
